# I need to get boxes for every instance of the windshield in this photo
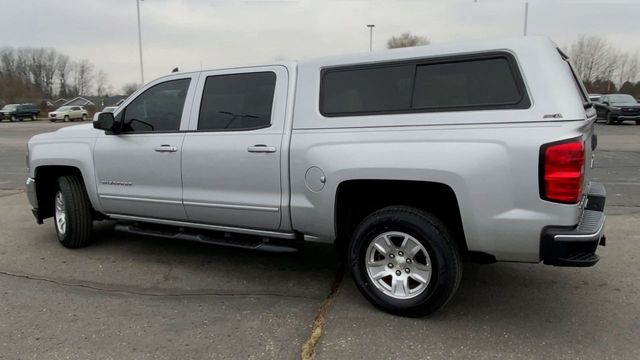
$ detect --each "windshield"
[56,106,71,111]
[2,104,17,111]
[609,94,637,104]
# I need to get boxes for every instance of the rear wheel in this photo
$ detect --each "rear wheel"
[54,176,93,248]
[349,206,462,317]
[64,115,70,122]
[81,114,87,121]
[31,114,37,121]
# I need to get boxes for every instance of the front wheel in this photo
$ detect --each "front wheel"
[349,206,462,317]
[10,115,17,122]
[54,176,93,248]
[31,114,37,121]
[606,112,615,125]
[64,115,70,122]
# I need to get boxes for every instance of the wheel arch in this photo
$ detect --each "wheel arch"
[33,165,97,220]
[334,179,468,258]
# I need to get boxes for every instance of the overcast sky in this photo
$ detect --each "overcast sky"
[1,0,639,93]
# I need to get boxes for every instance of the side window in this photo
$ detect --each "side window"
[198,72,276,131]
[412,58,523,109]
[122,78,190,132]
[71,107,80,111]
[321,65,413,115]
[320,54,529,116]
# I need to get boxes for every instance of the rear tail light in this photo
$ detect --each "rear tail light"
[540,138,585,204]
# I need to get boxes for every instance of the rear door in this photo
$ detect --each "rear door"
[181,66,288,230]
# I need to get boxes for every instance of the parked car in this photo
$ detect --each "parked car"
[593,94,640,125]
[26,36,606,317]
[48,106,88,122]
[92,106,119,122]
[0,103,40,121]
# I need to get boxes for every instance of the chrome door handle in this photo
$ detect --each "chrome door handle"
[247,145,277,153]
[154,145,178,153]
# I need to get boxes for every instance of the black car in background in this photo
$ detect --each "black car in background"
[0,103,40,122]
[593,94,640,125]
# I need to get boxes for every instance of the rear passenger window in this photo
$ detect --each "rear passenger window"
[320,53,529,116]
[198,72,276,131]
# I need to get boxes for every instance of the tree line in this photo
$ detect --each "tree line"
[0,47,112,105]
[568,35,639,97]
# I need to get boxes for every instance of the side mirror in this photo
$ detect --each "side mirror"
[93,112,118,133]
[603,101,609,106]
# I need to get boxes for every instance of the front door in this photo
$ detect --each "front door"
[181,67,288,230]
[94,75,197,220]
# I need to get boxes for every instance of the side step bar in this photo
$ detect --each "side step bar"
[114,223,299,253]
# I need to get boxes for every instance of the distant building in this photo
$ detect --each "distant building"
[62,95,127,108]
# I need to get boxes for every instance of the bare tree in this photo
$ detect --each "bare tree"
[41,49,58,98]
[616,52,639,88]
[568,35,618,85]
[121,83,140,96]
[386,32,430,49]
[72,59,94,96]
[56,54,71,98]
[95,70,111,97]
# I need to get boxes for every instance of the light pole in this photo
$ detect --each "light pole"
[367,24,375,52]
[136,0,145,84]
[523,1,529,36]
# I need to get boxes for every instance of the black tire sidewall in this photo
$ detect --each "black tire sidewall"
[54,176,92,248]
[349,208,459,316]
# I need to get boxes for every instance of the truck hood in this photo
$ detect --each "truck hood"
[57,123,95,132]
[29,124,100,144]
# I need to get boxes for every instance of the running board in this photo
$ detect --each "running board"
[114,223,299,253]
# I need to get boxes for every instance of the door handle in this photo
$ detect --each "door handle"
[154,145,178,153]
[247,145,277,153]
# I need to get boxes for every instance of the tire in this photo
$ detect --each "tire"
[81,114,87,121]
[348,206,462,317]
[31,114,37,121]
[53,176,93,248]
[50,118,56,122]
[636,120,640,125]
[10,115,17,122]
[64,115,70,122]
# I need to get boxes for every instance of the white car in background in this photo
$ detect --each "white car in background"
[49,106,88,122]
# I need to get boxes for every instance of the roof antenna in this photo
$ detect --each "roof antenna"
[171,67,179,73]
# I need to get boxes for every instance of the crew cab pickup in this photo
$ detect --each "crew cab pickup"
[26,36,606,317]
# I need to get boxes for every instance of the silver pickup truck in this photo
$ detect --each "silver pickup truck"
[26,36,606,317]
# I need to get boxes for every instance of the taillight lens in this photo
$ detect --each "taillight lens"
[540,139,585,204]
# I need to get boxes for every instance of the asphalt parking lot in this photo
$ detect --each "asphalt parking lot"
[1,120,639,359]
